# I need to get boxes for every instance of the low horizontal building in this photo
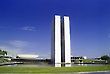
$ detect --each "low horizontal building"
[71,56,87,60]
[16,54,39,59]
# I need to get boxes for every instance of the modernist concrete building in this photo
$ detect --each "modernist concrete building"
[51,15,71,67]
[51,15,61,67]
[16,54,39,59]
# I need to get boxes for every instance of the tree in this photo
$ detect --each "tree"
[101,55,110,60]
[101,55,110,64]
[0,49,7,56]
[2,50,7,55]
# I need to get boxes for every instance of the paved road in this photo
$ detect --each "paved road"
[80,71,110,74]
[0,72,110,74]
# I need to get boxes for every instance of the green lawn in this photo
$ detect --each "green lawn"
[0,65,110,74]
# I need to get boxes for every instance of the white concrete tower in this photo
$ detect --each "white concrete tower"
[64,16,71,67]
[51,15,61,67]
[51,15,71,67]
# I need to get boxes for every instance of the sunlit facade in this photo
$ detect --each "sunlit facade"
[51,15,71,67]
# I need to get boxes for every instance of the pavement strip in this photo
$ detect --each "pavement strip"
[0,71,110,74]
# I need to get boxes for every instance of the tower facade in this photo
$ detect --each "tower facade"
[51,15,71,67]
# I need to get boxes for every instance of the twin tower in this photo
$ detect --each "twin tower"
[51,15,71,67]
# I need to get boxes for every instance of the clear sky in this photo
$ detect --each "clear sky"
[0,0,110,58]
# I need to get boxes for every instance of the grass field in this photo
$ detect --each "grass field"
[0,65,110,74]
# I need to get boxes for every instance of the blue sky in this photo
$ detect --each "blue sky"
[0,0,110,58]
